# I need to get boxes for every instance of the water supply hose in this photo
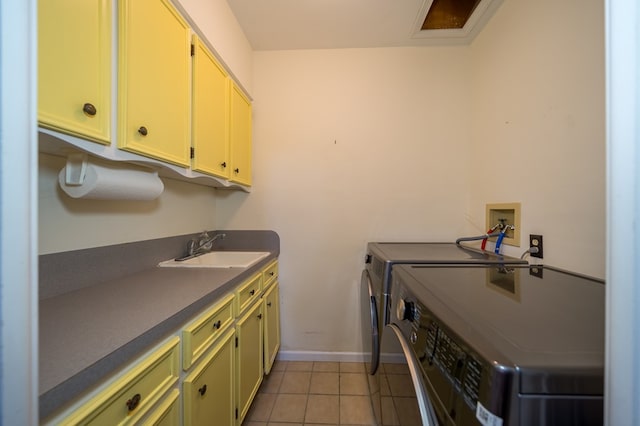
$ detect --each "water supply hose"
[455,233,500,246]
[481,224,501,251]
[494,229,507,254]
[480,234,490,251]
[494,225,515,254]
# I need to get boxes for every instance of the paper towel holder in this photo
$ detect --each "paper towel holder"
[59,153,165,201]
[64,153,89,186]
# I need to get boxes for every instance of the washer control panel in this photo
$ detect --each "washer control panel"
[393,286,484,410]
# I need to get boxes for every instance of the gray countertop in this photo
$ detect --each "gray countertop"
[39,230,279,420]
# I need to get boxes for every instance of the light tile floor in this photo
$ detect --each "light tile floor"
[242,360,377,426]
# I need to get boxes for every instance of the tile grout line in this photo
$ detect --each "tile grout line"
[251,360,375,426]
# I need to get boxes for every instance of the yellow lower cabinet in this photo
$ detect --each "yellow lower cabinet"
[236,300,264,424]
[263,280,281,375]
[235,273,262,314]
[140,389,180,426]
[182,292,234,370]
[59,336,180,425]
[262,260,278,288]
[183,328,236,426]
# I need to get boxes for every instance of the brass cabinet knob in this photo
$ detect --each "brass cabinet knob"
[82,103,97,116]
[126,393,141,411]
[198,384,207,396]
[138,126,148,136]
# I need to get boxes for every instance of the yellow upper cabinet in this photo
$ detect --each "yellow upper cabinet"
[38,0,111,144]
[191,36,230,179]
[39,0,253,188]
[229,83,252,186]
[118,0,191,167]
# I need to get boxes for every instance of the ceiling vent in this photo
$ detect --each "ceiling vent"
[412,0,504,44]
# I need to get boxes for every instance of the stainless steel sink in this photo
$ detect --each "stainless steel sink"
[158,251,270,269]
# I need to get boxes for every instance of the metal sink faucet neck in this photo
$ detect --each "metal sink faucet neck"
[188,231,226,256]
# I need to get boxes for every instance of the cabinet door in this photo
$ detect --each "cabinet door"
[59,337,180,425]
[236,301,263,424]
[183,329,235,426]
[262,260,278,288]
[38,0,111,143]
[263,281,281,375]
[118,0,191,166]
[182,292,235,370]
[192,35,230,178]
[140,389,179,426]
[235,273,262,314]
[229,83,252,186]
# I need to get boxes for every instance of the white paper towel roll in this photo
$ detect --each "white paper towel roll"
[58,161,164,200]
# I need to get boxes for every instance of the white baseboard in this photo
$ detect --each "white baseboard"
[276,351,406,364]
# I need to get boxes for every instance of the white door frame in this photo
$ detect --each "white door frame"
[0,0,637,424]
[605,0,640,424]
[0,0,39,424]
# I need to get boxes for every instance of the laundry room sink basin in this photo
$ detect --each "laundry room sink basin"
[158,251,270,269]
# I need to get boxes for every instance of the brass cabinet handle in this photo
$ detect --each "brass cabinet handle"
[138,126,148,136]
[126,393,141,411]
[267,302,272,307]
[198,384,207,396]
[257,313,263,319]
[249,289,255,296]
[221,162,227,168]
[82,103,97,116]
[213,320,221,329]
[234,168,240,174]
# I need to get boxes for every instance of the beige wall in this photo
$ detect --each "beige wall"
[467,0,605,276]
[216,0,605,356]
[215,47,474,354]
[38,153,216,254]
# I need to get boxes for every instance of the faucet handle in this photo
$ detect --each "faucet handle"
[187,239,197,256]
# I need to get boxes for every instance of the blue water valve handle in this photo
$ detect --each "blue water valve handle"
[494,231,506,254]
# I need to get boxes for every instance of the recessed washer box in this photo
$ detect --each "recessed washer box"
[486,202,521,247]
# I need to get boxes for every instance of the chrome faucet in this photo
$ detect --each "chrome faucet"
[188,231,226,256]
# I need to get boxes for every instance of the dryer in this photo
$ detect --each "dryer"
[380,264,604,425]
[361,242,527,375]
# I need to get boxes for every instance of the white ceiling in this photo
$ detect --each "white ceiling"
[226,0,504,51]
